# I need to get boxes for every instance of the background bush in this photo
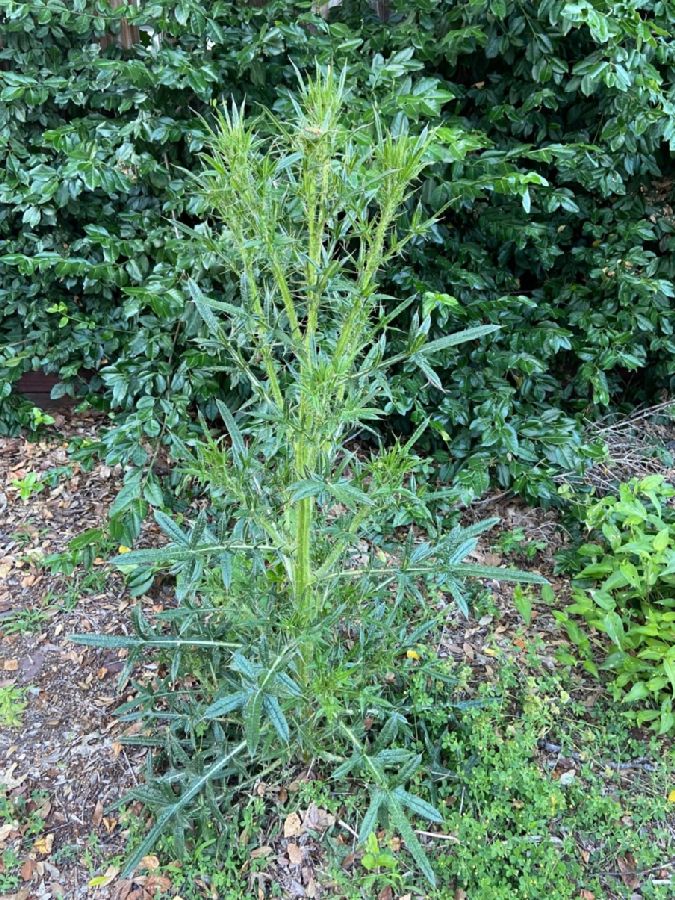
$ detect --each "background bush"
[2,0,674,516]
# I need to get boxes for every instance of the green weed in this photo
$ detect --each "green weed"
[556,476,675,733]
[496,527,548,561]
[0,686,28,728]
[71,69,543,887]
[10,472,44,502]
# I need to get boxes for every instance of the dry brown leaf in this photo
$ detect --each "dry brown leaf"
[145,875,172,894]
[3,659,19,671]
[579,891,595,900]
[140,854,160,871]
[92,799,104,826]
[378,888,393,900]
[617,854,639,889]
[33,833,54,855]
[250,846,273,859]
[110,879,135,900]
[341,852,356,870]
[283,812,303,838]
[0,763,26,790]
[20,859,36,881]
[33,799,51,820]
[287,842,302,866]
[303,803,335,832]
[0,821,18,845]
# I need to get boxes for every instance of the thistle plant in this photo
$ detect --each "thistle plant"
[73,69,545,884]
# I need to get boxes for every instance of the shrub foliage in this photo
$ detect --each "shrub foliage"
[1,1,674,513]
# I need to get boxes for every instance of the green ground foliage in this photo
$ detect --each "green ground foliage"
[98,666,675,899]
[557,476,675,735]
[2,1,674,520]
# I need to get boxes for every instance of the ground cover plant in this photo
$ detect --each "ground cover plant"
[556,475,675,734]
[70,69,548,886]
[97,666,675,899]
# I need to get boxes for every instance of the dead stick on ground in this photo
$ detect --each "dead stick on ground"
[415,829,460,843]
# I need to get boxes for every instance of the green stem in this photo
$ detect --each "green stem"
[293,419,314,620]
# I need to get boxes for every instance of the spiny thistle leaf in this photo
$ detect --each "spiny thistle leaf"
[120,741,247,877]
[387,794,437,887]
[420,323,501,355]
[358,790,385,843]
[447,563,548,584]
[203,692,247,719]
[263,694,290,744]
[392,786,443,824]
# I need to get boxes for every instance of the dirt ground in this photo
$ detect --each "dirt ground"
[0,415,148,898]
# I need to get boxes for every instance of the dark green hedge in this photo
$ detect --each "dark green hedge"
[1,1,673,520]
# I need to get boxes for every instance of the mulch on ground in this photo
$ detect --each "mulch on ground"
[0,412,671,899]
[0,415,146,899]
